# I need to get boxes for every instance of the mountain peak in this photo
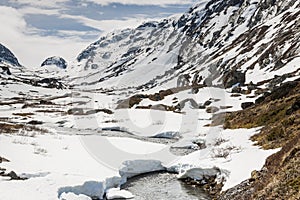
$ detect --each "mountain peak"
[0,43,21,67]
[41,56,67,69]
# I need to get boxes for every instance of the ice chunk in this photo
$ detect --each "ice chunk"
[106,188,134,199]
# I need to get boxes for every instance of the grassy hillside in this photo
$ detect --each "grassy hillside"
[219,80,300,200]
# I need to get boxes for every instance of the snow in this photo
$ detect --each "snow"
[0,134,172,199]
[178,167,221,181]
[106,188,134,200]
[119,160,166,182]
[106,137,166,155]
[60,193,92,200]
[1,0,296,198]
[168,127,279,191]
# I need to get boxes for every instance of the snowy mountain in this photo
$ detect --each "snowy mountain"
[0,43,21,67]
[69,0,300,93]
[0,0,300,200]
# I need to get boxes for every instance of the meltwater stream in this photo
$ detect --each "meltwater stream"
[121,172,211,200]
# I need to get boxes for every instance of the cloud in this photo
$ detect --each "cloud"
[0,1,195,68]
[60,13,162,34]
[7,0,68,9]
[8,0,196,7]
[0,6,89,68]
[0,5,164,68]
[85,0,197,6]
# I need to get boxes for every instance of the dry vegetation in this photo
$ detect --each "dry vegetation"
[218,80,300,200]
[0,121,48,135]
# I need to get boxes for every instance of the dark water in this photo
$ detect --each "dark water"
[122,172,211,200]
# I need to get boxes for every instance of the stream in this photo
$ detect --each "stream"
[121,172,211,200]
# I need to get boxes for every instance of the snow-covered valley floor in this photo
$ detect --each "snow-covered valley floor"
[0,85,279,200]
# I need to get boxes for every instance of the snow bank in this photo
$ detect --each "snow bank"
[58,176,122,199]
[168,128,279,190]
[119,160,166,183]
[177,167,221,181]
[106,188,134,199]
[59,192,91,200]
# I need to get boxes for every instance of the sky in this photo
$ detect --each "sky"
[0,0,198,68]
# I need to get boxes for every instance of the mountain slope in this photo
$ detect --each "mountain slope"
[219,79,300,200]
[69,0,300,94]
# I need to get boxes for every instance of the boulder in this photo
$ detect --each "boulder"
[241,102,254,109]
[223,70,245,88]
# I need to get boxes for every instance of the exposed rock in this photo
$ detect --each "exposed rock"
[223,70,245,88]
[39,100,53,105]
[149,89,173,101]
[199,105,206,109]
[0,66,12,75]
[0,156,10,163]
[241,102,254,109]
[2,171,27,180]
[255,92,270,104]
[206,106,220,113]
[116,94,147,109]
[230,93,241,97]
[85,109,113,115]
[67,108,84,115]
[204,100,212,106]
[151,104,174,111]
[32,78,66,89]
[247,81,257,91]
[177,98,199,110]
[231,86,242,93]
[27,120,43,125]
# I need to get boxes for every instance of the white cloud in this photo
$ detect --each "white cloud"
[0,6,89,68]
[7,0,68,9]
[0,5,163,68]
[18,6,60,15]
[60,13,162,34]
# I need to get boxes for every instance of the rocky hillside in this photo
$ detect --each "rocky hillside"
[69,0,300,94]
[218,79,300,200]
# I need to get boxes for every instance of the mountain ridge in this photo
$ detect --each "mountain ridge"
[66,0,299,95]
